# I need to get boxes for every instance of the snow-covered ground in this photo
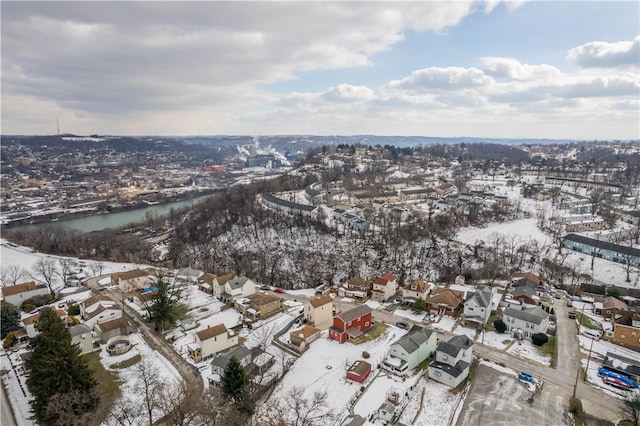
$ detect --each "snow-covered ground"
[457,218,551,248]
[507,339,551,366]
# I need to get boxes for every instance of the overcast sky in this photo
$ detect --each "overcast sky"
[2,1,639,139]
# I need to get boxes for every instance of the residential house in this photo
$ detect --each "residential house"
[69,324,93,355]
[382,327,437,375]
[304,294,334,328]
[346,360,372,383]
[2,281,49,307]
[340,277,372,301]
[79,294,115,319]
[188,323,239,361]
[511,272,546,286]
[371,274,398,302]
[94,317,130,343]
[428,335,474,388]
[502,306,550,340]
[602,351,640,382]
[221,276,256,304]
[290,324,321,350]
[377,402,396,423]
[235,292,282,320]
[209,345,253,385]
[512,283,539,306]
[113,269,154,293]
[212,273,235,299]
[426,288,465,317]
[463,290,493,328]
[197,273,217,294]
[23,309,67,338]
[594,296,628,316]
[176,267,202,283]
[606,309,640,350]
[84,303,123,329]
[329,305,373,343]
[402,279,431,303]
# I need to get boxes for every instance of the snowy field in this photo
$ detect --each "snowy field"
[457,218,551,247]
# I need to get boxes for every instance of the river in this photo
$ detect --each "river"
[7,194,213,233]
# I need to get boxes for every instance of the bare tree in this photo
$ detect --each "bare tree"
[57,258,75,287]
[589,189,607,215]
[600,206,619,230]
[257,386,336,426]
[621,391,640,426]
[247,321,278,352]
[89,261,106,277]
[0,264,28,287]
[31,258,58,295]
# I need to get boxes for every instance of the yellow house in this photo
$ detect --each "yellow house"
[304,294,333,329]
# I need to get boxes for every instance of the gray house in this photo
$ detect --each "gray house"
[502,306,549,340]
[209,345,253,385]
[463,290,493,328]
[428,335,473,388]
[563,233,640,267]
[382,327,437,375]
[69,324,93,355]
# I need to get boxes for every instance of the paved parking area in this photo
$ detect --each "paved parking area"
[456,364,569,426]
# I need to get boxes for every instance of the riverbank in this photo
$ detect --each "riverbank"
[1,189,220,232]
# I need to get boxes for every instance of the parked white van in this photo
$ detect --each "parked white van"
[581,328,602,340]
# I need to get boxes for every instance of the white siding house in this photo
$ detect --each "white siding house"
[382,328,437,375]
[428,335,474,388]
[502,306,550,340]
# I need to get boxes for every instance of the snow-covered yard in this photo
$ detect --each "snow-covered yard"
[507,339,551,366]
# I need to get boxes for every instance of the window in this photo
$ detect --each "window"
[632,332,637,338]
[365,321,370,327]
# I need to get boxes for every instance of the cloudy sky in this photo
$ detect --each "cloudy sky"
[2,1,639,139]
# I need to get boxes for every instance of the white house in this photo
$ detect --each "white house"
[69,324,93,355]
[382,327,437,375]
[303,294,333,328]
[212,273,235,299]
[402,279,432,303]
[188,323,239,361]
[113,269,154,293]
[84,302,123,329]
[463,290,493,328]
[22,309,67,338]
[221,276,256,303]
[2,281,49,307]
[502,306,550,340]
[371,274,398,302]
[428,335,474,388]
[79,295,115,319]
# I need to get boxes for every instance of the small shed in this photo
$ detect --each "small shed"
[377,402,395,423]
[346,360,372,383]
[290,324,321,349]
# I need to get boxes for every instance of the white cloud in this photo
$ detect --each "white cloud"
[482,57,561,81]
[385,67,494,94]
[567,36,640,68]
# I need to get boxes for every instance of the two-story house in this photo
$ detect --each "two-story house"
[428,335,474,388]
[304,294,334,328]
[2,281,49,307]
[235,292,282,320]
[221,276,256,304]
[197,273,217,294]
[502,306,550,340]
[371,274,398,302]
[329,305,373,343]
[606,309,640,350]
[188,323,239,361]
[79,295,115,319]
[209,345,253,385]
[382,327,437,375]
[113,269,154,293]
[426,288,465,317]
[340,277,372,301]
[402,279,431,304]
[463,290,493,328]
[212,273,235,299]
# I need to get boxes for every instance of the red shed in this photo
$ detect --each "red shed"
[346,360,372,383]
[329,305,373,343]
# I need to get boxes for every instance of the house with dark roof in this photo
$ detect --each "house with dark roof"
[593,296,628,317]
[563,233,640,267]
[329,305,373,343]
[197,272,216,294]
[428,335,474,388]
[340,277,372,301]
[221,276,256,304]
[512,284,539,306]
[188,323,239,361]
[503,306,550,340]
[511,272,546,286]
[209,345,253,385]
[2,281,49,306]
[261,192,317,217]
[463,290,493,328]
[382,327,437,375]
[602,351,640,381]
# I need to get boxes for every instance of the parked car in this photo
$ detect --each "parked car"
[568,311,576,319]
[260,285,271,291]
[554,293,561,299]
[395,321,410,330]
[273,288,286,294]
[567,301,573,307]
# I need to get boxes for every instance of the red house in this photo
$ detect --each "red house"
[346,360,372,383]
[329,305,373,343]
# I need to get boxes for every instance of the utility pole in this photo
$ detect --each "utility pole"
[584,336,595,381]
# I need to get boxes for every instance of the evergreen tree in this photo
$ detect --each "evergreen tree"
[148,276,180,331]
[25,308,99,425]
[221,356,254,414]
[1,301,21,339]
